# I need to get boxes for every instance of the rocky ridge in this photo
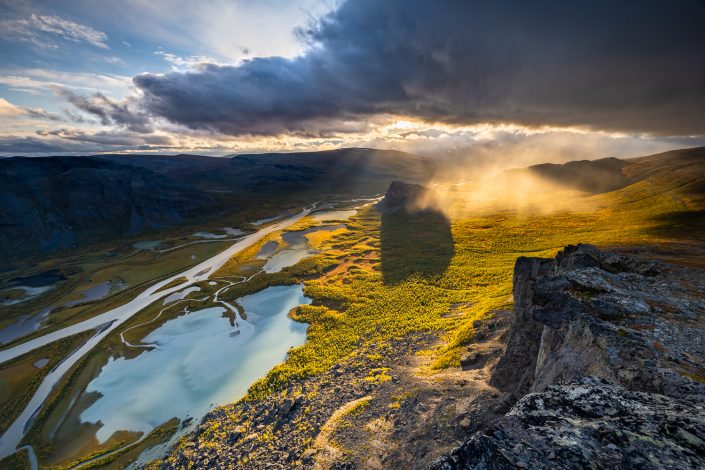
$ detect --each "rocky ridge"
[433,244,705,469]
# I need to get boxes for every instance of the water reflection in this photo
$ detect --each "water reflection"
[311,210,357,222]
[0,308,50,345]
[263,225,344,273]
[78,284,310,442]
[256,241,279,259]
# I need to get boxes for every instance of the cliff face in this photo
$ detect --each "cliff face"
[434,244,705,469]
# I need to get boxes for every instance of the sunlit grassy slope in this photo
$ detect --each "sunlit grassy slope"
[213,157,705,405]
[142,148,702,467]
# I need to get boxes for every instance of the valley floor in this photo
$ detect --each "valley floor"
[159,171,705,468]
[1,152,704,468]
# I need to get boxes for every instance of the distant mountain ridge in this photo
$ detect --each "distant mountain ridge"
[493,146,705,195]
[93,147,436,193]
[2,146,703,262]
[0,148,437,262]
[0,157,213,260]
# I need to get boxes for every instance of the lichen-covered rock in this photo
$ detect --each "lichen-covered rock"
[431,377,705,469]
[493,244,705,398]
[435,244,705,469]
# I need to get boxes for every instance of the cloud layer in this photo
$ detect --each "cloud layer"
[59,89,152,132]
[127,0,705,137]
[1,13,109,49]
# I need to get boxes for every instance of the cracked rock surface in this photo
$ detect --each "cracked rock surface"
[434,244,705,469]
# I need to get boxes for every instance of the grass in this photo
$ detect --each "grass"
[16,168,705,467]
[306,226,348,249]
[153,276,188,293]
[232,173,705,400]
[0,447,31,470]
[380,208,454,284]
[243,208,478,398]
[0,330,93,435]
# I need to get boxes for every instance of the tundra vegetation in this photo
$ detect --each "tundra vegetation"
[156,151,704,466]
[2,149,704,468]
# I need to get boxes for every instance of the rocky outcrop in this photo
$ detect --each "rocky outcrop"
[433,244,705,469]
[376,180,441,214]
[433,377,705,469]
[493,244,705,397]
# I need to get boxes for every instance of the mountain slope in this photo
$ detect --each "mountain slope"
[1,149,437,261]
[0,157,214,260]
[435,244,705,469]
[625,146,705,180]
[493,146,705,196]
[228,148,436,193]
[496,157,630,194]
[92,153,231,189]
[94,148,436,193]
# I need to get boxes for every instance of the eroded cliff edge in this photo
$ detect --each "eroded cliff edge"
[434,244,705,469]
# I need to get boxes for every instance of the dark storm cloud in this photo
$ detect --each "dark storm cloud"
[132,0,705,136]
[0,136,74,153]
[0,130,172,155]
[40,128,173,146]
[59,89,153,133]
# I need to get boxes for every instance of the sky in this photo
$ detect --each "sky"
[1,0,704,163]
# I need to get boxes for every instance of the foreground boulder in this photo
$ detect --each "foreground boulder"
[433,244,705,469]
[433,376,705,469]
